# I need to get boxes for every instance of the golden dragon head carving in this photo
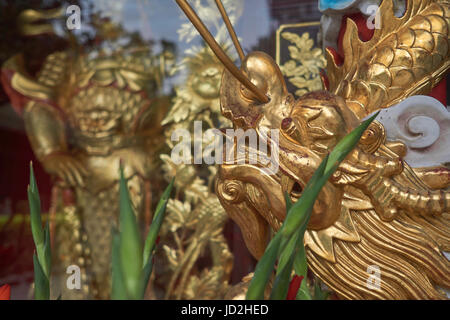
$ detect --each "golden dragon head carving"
[186,0,450,299]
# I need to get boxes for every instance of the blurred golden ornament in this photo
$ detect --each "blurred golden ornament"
[2,16,171,297]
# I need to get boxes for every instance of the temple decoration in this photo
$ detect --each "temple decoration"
[276,23,325,97]
[176,0,450,299]
[156,0,241,299]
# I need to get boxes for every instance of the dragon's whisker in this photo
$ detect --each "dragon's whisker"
[214,0,245,63]
[175,0,269,104]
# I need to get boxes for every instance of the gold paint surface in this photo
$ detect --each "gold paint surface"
[214,0,450,299]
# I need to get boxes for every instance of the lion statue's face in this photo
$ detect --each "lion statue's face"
[191,65,222,100]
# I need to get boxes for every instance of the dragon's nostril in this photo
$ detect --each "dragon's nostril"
[291,182,303,197]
